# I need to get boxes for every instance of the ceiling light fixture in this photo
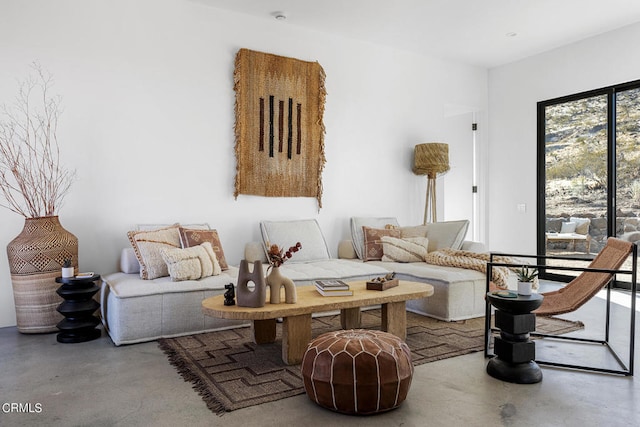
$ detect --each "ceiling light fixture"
[273,11,287,21]
[506,32,518,37]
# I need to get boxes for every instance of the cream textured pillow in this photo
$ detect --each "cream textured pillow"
[381,236,429,262]
[161,242,221,282]
[127,225,181,279]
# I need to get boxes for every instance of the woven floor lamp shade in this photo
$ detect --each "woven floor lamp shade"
[413,143,450,224]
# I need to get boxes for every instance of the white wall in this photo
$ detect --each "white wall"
[488,23,640,254]
[0,0,488,328]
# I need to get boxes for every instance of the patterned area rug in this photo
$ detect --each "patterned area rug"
[158,310,583,415]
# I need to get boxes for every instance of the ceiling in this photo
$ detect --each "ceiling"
[195,0,640,68]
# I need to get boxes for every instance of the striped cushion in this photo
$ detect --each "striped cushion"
[381,236,429,262]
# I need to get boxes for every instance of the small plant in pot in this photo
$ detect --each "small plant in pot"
[62,258,74,278]
[515,265,538,296]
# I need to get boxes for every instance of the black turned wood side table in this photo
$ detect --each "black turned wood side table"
[486,291,544,384]
[55,274,101,343]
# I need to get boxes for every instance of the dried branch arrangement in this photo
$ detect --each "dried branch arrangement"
[0,63,75,218]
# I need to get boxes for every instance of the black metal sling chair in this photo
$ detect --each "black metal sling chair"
[483,237,637,376]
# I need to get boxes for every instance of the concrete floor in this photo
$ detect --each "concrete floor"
[0,285,638,427]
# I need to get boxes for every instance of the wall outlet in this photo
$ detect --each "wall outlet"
[517,203,526,213]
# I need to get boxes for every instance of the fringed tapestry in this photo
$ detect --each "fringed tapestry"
[233,48,326,208]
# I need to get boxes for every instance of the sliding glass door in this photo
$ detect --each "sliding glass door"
[538,81,640,285]
[616,87,640,250]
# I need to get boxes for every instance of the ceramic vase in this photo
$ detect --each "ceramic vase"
[266,266,297,304]
[6,216,78,333]
[61,267,75,278]
[236,260,266,307]
[517,280,532,296]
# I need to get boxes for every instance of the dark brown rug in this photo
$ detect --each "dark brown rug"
[158,310,583,415]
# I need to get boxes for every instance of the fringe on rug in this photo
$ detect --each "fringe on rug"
[157,339,227,416]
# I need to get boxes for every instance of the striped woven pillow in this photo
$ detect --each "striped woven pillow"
[380,236,429,263]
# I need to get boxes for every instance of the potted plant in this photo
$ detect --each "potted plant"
[61,258,74,278]
[515,265,538,296]
[0,63,77,333]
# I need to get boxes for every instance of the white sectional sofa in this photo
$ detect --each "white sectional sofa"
[249,218,489,322]
[101,218,491,346]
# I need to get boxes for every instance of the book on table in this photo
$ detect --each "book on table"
[315,280,350,290]
[315,284,353,297]
[315,280,352,296]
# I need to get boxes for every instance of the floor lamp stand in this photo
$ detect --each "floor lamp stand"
[424,175,437,224]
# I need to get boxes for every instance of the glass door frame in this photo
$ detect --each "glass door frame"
[536,79,640,286]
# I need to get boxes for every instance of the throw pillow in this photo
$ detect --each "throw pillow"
[569,217,591,235]
[399,224,429,239]
[120,248,141,274]
[560,221,577,234]
[136,223,210,231]
[350,217,401,260]
[127,224,181,279]
[424,220,469,252]
[260,219,331,262]
[178,227,228,270]
[161,242,221,281]
[362,226,402,261]
[381,236,429,262]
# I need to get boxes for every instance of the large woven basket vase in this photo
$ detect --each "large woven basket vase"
[6,216,78,333]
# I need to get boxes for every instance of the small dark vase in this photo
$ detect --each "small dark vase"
[6,216,78,333]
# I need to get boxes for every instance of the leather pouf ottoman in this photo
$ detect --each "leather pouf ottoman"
[301,329,413,414]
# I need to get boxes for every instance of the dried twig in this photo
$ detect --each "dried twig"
[0,63,75,218]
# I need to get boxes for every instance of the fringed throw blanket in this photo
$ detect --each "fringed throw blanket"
[233,48,327,208]
[423,249,517,289]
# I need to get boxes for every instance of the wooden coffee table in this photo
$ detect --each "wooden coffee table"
[201,280,434,365]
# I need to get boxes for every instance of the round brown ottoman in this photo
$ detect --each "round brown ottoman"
[301,329,413,414]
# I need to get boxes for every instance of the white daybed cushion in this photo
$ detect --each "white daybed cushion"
[260,219,331,262]
[400,220,470,252]
[272,259,391,285]
[368,260,487,321]
[103,268,238,299]
[425,220,469,251]
[100,268,246,346]
[369,261,484,284]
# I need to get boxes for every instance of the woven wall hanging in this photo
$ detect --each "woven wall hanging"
[233,48,326,208]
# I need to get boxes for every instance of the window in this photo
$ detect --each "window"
[537,80,640,286]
